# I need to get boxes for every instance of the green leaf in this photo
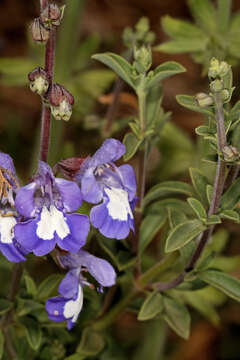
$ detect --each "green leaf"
[217,0,231,33]
[176,95,214,117]
[144,181,193,207]
[220,209,239,222]
[205,214,221,225]
[163,296,191,339]
[187,197,207,220]
[187,0,217,33]
[92,52,135,88]
[0,58,36,86]
[123,133,142,161]
[199,270,240,302]
[161,15,207,39]
[220,178,240,210]
[138,291,163,321]
[37,274,62,300]
[24,274,37,297]
[0,299,13,315]
[139,209,167,255]
[147,61,185,89]
[77,327,105,356]
[195,125,213,137]
[165,219,206,253]
[75,69,116,98]
[16,299,44,317]
[149,198,194,216]
[168,208,187,228]
[20,316,42,350]
[0,330,4,360]
[182,291,220,326]
[206,184,214,204]
[189,168,209,206]
[155,39,207,54]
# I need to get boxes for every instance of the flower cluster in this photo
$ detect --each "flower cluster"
[0,138,136,329]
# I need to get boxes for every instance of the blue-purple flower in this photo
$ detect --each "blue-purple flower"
[46,250,116,329]
[14,161,89,256]
[0,153,26,262]
[75,139,137,240]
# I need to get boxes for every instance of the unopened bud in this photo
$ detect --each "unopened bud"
[222,145,239,162]
[195,93,213,107]
[48,83,74,121]
[134,45,152,74]
[208,57,230,79]
[31,18,49,43]
[210,79,224,93]
[28,67,50,95]
[221,89,230,102]
[40,4,64,29]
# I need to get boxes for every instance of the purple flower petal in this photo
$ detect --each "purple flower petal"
[117,164,137,201]
[90,202,108,229]
[90,139,126,167]
[75,250,116,287]
[33,237,56,256]
[15,182,37,218]
[0,243,26,262]
[80,168,103,204]
[14,218,39,252]
[0,153,16,176]
[57,214,89,252]
[55,178,82,212]
[46,297,66,322]
[58,269,79,298]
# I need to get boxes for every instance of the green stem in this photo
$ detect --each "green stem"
[92,290,137,331]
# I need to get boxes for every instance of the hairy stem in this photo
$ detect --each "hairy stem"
[40,27,56,162]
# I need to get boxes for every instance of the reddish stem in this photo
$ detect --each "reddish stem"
[39,27,56,162]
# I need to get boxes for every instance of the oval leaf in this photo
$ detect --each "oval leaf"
[144,181,193,207]
[20,317,42,351]
[138,291,163,321]
[147,61,185,89]
[37,274,62,300]
[199,269,240,301]
[92,53,135,89]
[165,219,206,253]
[220,178,240,210]
[176,95,214,117]
[187,197,207,220]
[163,296,191,339]
[123,132,142,161]
[139,210,167,255]
[77,327,105,356]
[189,168,209,206]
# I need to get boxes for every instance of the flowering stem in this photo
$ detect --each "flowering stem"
[40,27,56,162]
[153,91,227,290]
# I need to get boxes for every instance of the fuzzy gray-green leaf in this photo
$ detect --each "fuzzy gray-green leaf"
[138,291,163,321]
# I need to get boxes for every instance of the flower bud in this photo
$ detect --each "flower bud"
[221,89,230,102]
[210,79,224,93]
[31,18,49,43]
[48,83,74,121]
[195,93,213,107]
[28,67,50,95]
[208,57,230,79]
[40,4,64,29]
[222,145,239,162]
[134,45,152,74]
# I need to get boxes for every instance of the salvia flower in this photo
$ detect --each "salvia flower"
[75,138,137,240]
[0,153,26,262]
[31,18,49,43]
[46,250,116,329]
[14,161,89,256]
[40,4,64,28]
